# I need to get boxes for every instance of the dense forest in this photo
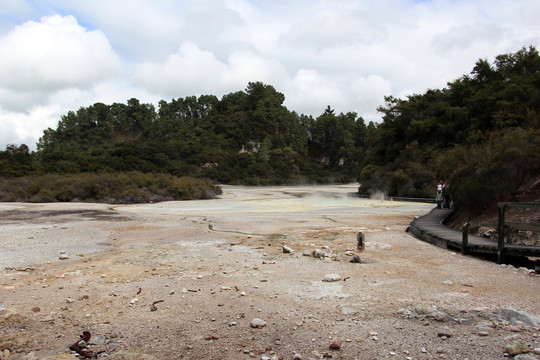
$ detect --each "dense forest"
[1,47,539,210]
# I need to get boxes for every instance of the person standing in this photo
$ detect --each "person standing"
[436,189,443,209]
[442,182,450,209]
[436,180,443,209]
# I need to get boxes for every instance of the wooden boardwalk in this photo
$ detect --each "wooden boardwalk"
[409,207,540,262]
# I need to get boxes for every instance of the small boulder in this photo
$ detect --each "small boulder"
[323,274,342,282]
[329,337,342,349]
[283,246,294,254]
[250,318,267,328]
[437,326,454,338]
[505,340,530,356]
[313,249,325,258]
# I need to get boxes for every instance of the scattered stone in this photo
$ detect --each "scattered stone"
[283,246,294,254]
[2,340,28,357]
[87,335,106,345]
[329,337,342,349]
[442,280,453,285]
[437,326,453,338]
[499,308,540,327]
[350,255,361,263]
[476,321,496,329]
[514,354,538,360]
[413,304,437,316]
[303,250,311,256]
[323,274,342,282]
[293,353,302,359]
[313,249,325,259]
[250,318,267,328]
[505,340,530,356]
[59,251,69,260]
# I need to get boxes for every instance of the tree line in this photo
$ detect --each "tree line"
[1,46,539,210]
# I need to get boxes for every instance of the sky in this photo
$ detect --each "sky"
[0,0,539,150]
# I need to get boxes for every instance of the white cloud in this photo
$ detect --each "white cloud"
[0,15,120,95]
[284,69,346,116]
[0,106,61,149]
[132,42,229,97]
[133,42,289,98]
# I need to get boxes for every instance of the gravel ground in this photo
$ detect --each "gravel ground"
[1,185,540,360]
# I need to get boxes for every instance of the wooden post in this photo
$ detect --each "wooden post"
[462,222,469,255]
[497,203,506,264]
[357,232,365,252]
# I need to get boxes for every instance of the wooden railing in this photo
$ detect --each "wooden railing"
[497,202,540,263]
[461,202,540,263]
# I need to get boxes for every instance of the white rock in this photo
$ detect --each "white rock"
[283,246,294,254]
[250,318,267,328]
[312,249,325,258]
[323,274,342,282]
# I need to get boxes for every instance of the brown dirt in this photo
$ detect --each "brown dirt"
[1,185,540,360]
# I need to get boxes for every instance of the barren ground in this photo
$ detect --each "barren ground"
[1,185,539,360]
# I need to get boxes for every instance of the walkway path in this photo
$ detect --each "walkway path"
[409,207,540,262]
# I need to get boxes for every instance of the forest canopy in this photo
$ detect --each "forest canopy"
[1,46,539,210]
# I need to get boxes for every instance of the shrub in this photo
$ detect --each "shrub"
[0,172,221,203]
